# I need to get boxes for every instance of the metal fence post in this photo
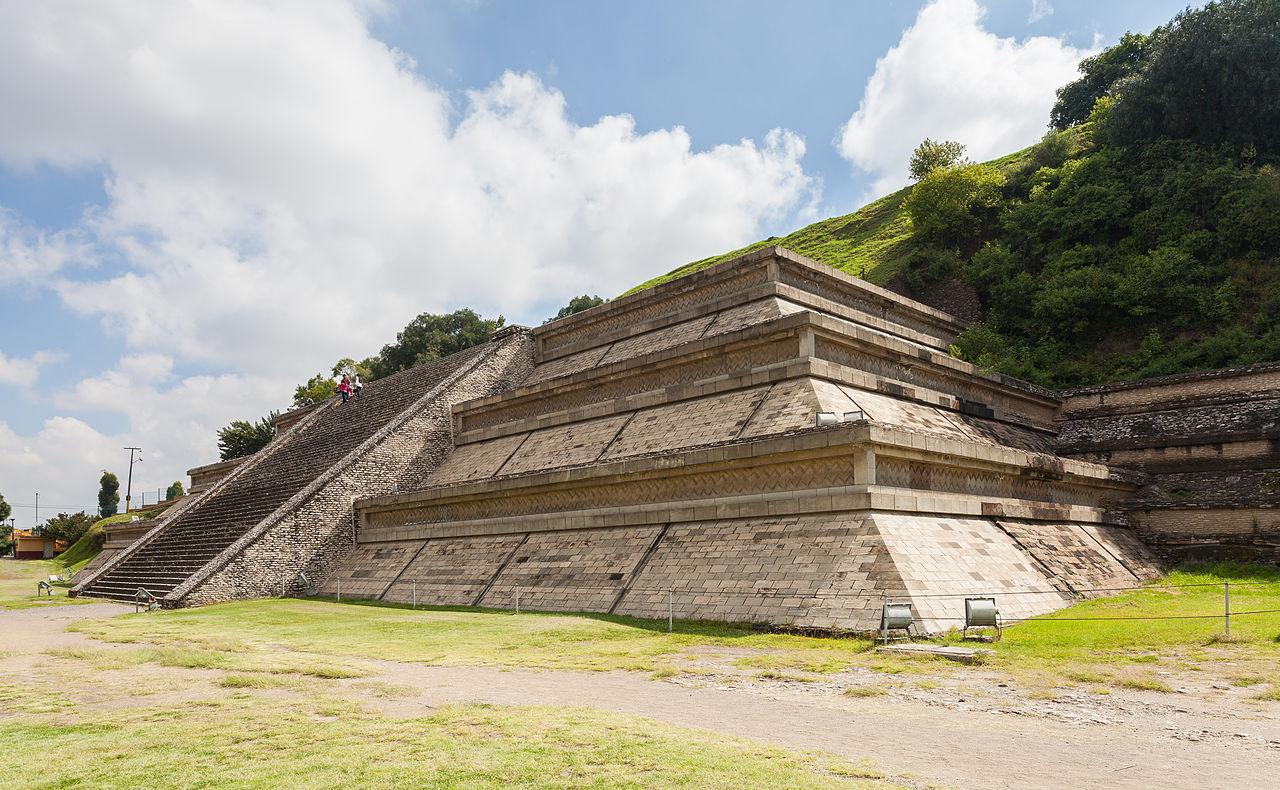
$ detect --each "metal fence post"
[337,577,341,603]
[1225,581,1231,637]
[880,591,888,646]
[412,580,417,610]
[668,589,673,634]
[515,585,520,615]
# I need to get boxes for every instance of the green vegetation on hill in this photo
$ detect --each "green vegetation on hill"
[629,188,914,294]
[636,0,1280,388]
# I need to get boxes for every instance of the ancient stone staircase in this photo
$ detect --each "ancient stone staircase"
[76,341,512,603]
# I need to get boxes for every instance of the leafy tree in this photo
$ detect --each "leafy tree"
[42,512,94,544]
[1103,0,1280,156]
[369,309,504,378]
[0,492,10,555]
[217,413,277,460]
[908,139,967,181]
[98,472,120,518]
[292,372,337,407]
[905,164,1006,247]
[331,357,374,381]
[165,480,185,500]
[1050,32,1148,130]
[549,294,605,323]
[292,358,377,407]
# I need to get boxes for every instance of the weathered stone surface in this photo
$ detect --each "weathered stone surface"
[77,246,1190,630]
[1058,363,1280,561]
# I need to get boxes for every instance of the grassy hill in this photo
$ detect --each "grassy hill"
[630,0,1280,389]
[630,134,1061,296]
[629,188,914,294]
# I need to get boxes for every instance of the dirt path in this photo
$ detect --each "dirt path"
[363,661,1272,790]
[0,602,132,652]
[4,604,1274,790]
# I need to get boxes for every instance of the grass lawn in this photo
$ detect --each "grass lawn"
[0,686,895,789]
[73,599,873,674]
[0,558,91,610]
[71,563,1280,694]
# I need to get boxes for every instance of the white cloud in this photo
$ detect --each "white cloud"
[0,355,285,525]
[0,349,63,387]
[1029,0,1054,24]
[0,209,91,285]
[0,0,816,380]
[0,0,820,515]
[837,0,1093,197]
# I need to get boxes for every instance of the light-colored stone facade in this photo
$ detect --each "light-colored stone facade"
[336,247,1160,631]
[89,245,1270,631]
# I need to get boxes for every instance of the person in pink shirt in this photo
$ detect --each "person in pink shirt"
[338,374,352,404]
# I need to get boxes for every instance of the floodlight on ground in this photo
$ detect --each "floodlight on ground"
[842,409,866,423]
[816,411,839,427]
[879,600,915,643]
[963,596,1001,640]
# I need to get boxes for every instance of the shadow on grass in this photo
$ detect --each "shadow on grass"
[297,595,877,647]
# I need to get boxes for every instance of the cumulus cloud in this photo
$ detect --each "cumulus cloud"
[0,0,821,513]
[0,209,90,285]
[0,0,816,379]
[837,0,1093,197]
[1029,0,1054,24]
[0,349,63,387]
[0,355,286,523]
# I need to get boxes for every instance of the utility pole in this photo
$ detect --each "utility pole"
[123,447,142,514]
[34,492,38,529]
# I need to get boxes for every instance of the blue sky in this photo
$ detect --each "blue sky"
[0,0,1191,523]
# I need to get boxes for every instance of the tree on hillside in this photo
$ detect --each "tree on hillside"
[904,164,1006,247]
[165,480,185,500]
[42,512,94,544]
[548,294,605,323]
[98,472,120,518]
[909,139,967,181]
[369,308,504,379]
[1102,0,1280,157]
[331,357,374,381]
[292,358,376,407]
[1050,32,1148,130]
[292,372,337,407]
[217,413,277,460]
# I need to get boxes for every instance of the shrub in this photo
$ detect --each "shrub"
[905,164,1006,247]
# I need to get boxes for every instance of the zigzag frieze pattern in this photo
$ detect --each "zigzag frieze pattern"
[597,314,718,366]
[525,345,612,385]
[466,337,797,434]
[540,267,770,354]
[778,263,945,341]
[815,339,1055,425]
[371,456,862,529]
[875,458,1099,507]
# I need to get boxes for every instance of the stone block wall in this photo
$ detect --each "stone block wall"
[1057,362,1280,561]
[176,332,535,606]
[325,509,1158,633]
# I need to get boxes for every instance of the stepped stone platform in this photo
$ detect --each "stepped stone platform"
[86,245,1273,630]
[72,330,533,605]
[1059,363,1280,562]
[323,247,1161,631]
